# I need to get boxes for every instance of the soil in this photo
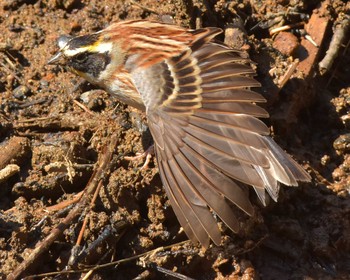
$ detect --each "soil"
[0,0,349,279]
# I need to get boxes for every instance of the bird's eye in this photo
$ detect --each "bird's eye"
[73,52,88,63]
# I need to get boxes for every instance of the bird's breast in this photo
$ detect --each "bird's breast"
[105,77,145,111]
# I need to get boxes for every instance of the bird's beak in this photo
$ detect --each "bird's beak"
[47,35,73,65]
[47,51,63,65]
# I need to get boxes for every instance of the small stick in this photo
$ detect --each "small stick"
[7,134,119,280]
[0,61,22,84]
[0,164,20,184]
[69,223,126,269]
[73,99,95,116]
[319,15,350,74]
[277,59,299,90]
[76,214,89,246]
[44,163,94,173]
[0,136,30,170]
[156,266,196,280]
[304,34,319,47]
[76,180,103,246]
[269,22,304,35]
[130,0,159,15]
[15,116,58,123]
[23,240,190,279]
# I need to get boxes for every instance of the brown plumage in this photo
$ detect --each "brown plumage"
[48,20,311,248]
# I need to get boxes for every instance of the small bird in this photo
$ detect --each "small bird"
[48,20,310,248]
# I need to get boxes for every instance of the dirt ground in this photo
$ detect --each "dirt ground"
[0,0,349,279]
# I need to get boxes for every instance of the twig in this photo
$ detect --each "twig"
[15,116,58,123]
[269,22,304,35]
[277,59,299,91]
[319,15,350,74]
[156,266,196,280]
[23,240,190,279]
[0,136,30,170]
[7,133,119,280]
[75,180,103,246]
[77,214,89,246]
[73,100,95,116]
[130,0,159,15]
[44,191,84,212]
[44,162,94,174]
[304,34,319,47]
[0,164,20,184]
[0,60,22,83]
[236,234,269,255]
[69,222,127,269]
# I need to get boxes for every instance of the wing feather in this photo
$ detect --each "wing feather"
[160,158,221,246]
[127,25,310,247]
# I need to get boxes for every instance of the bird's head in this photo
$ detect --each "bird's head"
[48,32,124,85]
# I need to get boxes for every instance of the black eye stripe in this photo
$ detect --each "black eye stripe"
[67,51,111,78]
[73,52,89,63]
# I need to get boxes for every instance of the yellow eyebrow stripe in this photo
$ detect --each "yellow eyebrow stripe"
[64,41,112,57]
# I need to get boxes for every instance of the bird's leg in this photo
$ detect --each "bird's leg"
[124,144,154,170]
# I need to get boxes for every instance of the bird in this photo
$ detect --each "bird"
[48,19,311,248]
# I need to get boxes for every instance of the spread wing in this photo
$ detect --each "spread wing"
[126,27,310,247]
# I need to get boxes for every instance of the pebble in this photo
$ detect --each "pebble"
[273,31,300,56]
[333,133,350,153]
[80,90,105,111]
[12,85,31,100]
[40,80,49,87]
